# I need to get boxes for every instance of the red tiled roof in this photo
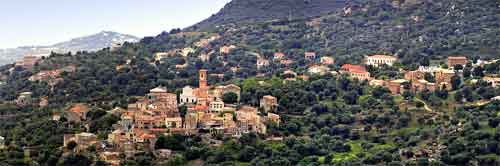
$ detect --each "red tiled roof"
[68,104,89,113]
[341,64,367,73]
[448,56,467,60]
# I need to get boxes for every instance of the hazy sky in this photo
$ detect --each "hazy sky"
[0,0,231,49]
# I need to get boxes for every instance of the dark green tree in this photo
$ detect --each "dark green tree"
[451,75,462,90]
[222,92,239,104]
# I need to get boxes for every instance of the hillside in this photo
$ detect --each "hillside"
[2,0,498,103]
[186,0,499,65]
[0,31,139,65]
[0,0,499,165]
[190,0,351,30]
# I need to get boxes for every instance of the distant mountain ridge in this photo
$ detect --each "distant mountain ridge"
[0,31,139,65]
[190,0,351,30]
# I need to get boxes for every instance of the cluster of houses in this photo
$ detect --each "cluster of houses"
[331,55,464,94]
[9,56,76,108]
[29,65,76,88]
[351,55,500,96]
[280,52,499,98]
[61,69,280,165]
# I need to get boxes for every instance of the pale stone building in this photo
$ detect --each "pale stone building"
[180,86,197,105]
[0,136,5,149]
[340,64,371,80]
[389,79,408,95]
[365,55,398,67]
[320,56,335,65]
[16,92,33,107]
[209,100,225,113]
[308,65,330,75]
[305,52,316,61]
[369,79,387,87]
[484,77,500,87]
[447,56,468,68]
[260,95,278,112]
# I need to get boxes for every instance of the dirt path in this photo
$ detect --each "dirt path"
[415,98,433,112]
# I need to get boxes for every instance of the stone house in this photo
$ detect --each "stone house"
[308,65,330,75]
[16,92,33,107]
[267,113,281,126]
[389,79,408,94]
[320,56,335,65]
[369,79,387,87]
[64,132,98,152]
[412,79,436,92]
[305,52,316,61]
[447,56,468,68]
[484,77,500,87]
[434,69,456,85]
[209,100,225,113]
[65,103,90,123]
[340,64,371,80]
[260,95,278,112]
[404,71,425,82]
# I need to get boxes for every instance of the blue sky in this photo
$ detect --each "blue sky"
[0,0,231,49]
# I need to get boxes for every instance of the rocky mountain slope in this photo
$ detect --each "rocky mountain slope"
[0,31,139,65]
[190,0,352,30]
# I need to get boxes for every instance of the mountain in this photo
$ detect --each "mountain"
[0,31,139,65]
[189,0,499,62]
[51,31,139,51]
[190,0,351,30]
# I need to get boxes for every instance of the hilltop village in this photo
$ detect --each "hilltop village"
[6,48,500,165]
[0,28,498,166]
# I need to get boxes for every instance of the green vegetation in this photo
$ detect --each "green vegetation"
[0,0,498,165]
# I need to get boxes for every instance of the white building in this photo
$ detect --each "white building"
[180,86,197,105]
[484,77,500,87]
[16,92,33,106]
[418,66,440,73]
[320,56,335,65]
[0,136,4,149]
[365,55,398,67]
[308,65,330,75]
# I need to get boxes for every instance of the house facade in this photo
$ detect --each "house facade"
[365,55,398,67]
[447,56,468,68]
[340,64,371,80]
[260,95,278,112]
